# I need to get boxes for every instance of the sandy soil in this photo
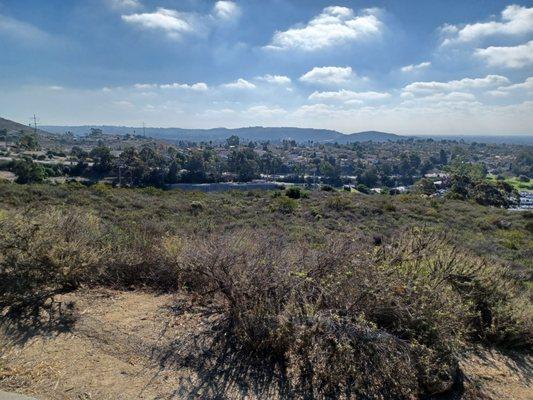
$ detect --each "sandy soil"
[1,289,531,400]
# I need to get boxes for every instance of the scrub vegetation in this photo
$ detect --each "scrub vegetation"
[1,182,531,399]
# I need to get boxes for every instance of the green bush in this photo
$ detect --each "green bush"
[325,194,352,211]
[272,195,298,214]
[285,186,302,199]
[356,183,370,194]
[190,200,204,214]
[12,159,46,184]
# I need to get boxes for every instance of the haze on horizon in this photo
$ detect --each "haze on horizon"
[0,0,532,136]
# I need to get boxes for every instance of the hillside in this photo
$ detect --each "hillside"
[41,124,405,143]
[0,183,532,399]
[0,117,61,147]
[0,117,51,137]
[340,130,403,143]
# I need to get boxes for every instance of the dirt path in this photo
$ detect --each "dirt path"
[0,289,225,399]
[1,289,531,399]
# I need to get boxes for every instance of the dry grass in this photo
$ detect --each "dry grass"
[0,199,531,398]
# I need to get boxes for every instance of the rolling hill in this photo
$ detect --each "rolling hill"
[0,117,52,136]
[41,124,405,143]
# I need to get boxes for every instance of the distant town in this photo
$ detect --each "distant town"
[1,117,531,210]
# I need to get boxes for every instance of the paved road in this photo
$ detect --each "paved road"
[0,392,37,400]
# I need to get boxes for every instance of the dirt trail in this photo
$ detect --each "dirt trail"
[1,289,531,400]
[0,289,225,399]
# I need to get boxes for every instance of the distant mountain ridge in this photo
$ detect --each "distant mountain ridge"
[41,125,404,143]
[3,117,529,144]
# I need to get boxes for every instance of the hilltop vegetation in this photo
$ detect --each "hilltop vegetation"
[0,182,531,398]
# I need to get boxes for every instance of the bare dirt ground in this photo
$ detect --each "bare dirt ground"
[0,171,15,182]
[1,289,531,400]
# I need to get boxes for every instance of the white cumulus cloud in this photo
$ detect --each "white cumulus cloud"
[309,89,390,102]
[213,1,241,21]
[403,75,510,95]
[475,40,533,69]
[160,82,209,91]
[265,6,382,51]
[121,8,202,40]
[256,74,292,85]
[500,77,533,92]
[299,66,355,85]
[222,78,256,89]
[415,92,476,102]
[488,77,533,96]
[401,61,431,73]
[133,83,157,89]
[441,5,533,45]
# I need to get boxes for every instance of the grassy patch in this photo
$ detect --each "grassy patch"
[487,174,533,192]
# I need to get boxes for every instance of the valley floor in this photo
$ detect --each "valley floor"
[1,289,531,400]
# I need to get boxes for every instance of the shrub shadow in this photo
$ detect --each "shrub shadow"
[0,299,76,346]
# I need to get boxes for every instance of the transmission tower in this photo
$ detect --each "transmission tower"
[28,114,40,134]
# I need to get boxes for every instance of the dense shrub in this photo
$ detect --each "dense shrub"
[356,183,370,194]
[271,195,298,213]
[0,208,182,314]
[11,159,46,184]
[285,186,302,199]
[325,194,352,211]
[189,200,204,214]
[173,230,532,398]
[446,175,519,208]
[0,208,106,315]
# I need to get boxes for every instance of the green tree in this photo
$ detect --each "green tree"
[228,148,259,182]
[226,135,240,147]
[319,160,341,185]
[414,178,436,195]
[18,134,39,150]
[90,145,114,174]
[166,160,180,183]
[446,161,487,181]
[119,147,145,185]
[70,146,88,159]
[439,149,448,165]
[359,168,378,187]
[472,182,510,208]
[183,152,208,183]
[12,159,46,184]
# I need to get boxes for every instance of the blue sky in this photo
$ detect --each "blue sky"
[0,0,532,135]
